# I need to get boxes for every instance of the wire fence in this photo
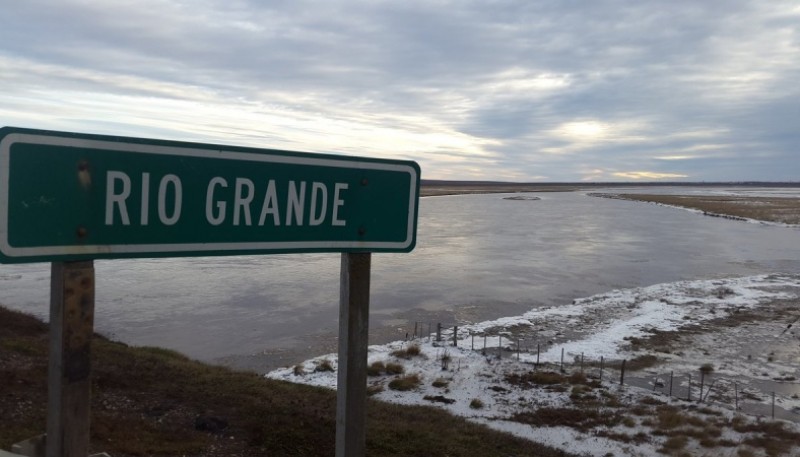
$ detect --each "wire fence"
[404,320,800,421]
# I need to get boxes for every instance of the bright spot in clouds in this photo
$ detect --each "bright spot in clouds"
[613,171,690,180]
[557,121,608,140]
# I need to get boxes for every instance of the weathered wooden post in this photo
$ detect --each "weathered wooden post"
[336,253,371,457]
[453,325,458,347]
[669,371,674,397]
[599,356,604,381]
[47,261,95,457]
[772,392,776,419]
[619,359,626,385]
[687,374,692,401]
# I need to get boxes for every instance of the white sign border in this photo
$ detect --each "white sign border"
[0,133,419,259]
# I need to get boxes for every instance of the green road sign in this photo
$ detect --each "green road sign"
[0,127,420,263]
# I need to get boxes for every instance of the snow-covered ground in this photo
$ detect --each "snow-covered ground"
[269,274,800,456]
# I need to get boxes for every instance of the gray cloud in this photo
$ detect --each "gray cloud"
[1,0,798,181]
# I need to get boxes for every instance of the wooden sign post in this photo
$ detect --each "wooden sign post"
[47,261,95,457]
[336,253,371,457]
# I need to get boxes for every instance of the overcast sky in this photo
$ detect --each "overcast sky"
[2,1,798,181]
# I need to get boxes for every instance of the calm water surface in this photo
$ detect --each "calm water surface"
[1,188,798,371]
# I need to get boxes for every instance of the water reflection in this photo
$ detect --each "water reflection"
[0,189,798,371]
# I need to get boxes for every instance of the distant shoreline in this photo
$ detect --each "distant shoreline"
[419,180,800,197]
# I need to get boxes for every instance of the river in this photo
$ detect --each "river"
[1,187,798,371]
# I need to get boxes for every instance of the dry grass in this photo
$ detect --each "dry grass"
[385,362,405,375]
[0,306,573,457]
[314,359,334,372]
[512,407,624,432]
[390,343,423,359]
[595,193,800,225]
[388,374,422,391]
[506,370,567,387]
[420,182,579,197]
[367,361,386,376]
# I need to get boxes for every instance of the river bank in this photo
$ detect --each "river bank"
[270,274,800,456]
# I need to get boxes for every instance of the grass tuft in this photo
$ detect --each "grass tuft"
[388,374,422,391]
[367,361,386,376]
[385,362,405,375]
[391,344,423,359]
[315,359,335,372]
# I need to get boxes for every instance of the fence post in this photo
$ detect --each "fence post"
[669,371,674,397]
[772,392,776,419]
[436,323,442,342]
[619,359,626,385]
[498,335,502,358]
[580,353,584,373]
[560,348,565,373]
[413,322,418,339]
[471,333,474,351]
[687,374,692,401]
[453,326,458,347]
[517,339,521,361]
[599,356,604,382]
[698,371,705,403]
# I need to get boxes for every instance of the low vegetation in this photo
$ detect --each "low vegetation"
[591,193,800,225]
[390,343,422,359]
[388,374,422,391]
[0,306,574,456]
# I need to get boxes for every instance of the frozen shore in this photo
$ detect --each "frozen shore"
[269,274,800,456]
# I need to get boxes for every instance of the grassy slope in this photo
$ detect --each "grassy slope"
[0,306,571,457]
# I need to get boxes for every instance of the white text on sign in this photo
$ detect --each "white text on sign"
[104,171,349,227]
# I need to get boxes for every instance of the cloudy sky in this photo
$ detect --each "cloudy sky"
[2,1,798,182]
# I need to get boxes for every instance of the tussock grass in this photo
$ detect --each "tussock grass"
[0,306,571,457]
[385,362,405,375]
[367,361,386,376]
[389,374,422,391]
[506,370,566,387]
[391,343,422,359]
[655,406,685,430]
[512,407,624,431]
[658,435,688,453]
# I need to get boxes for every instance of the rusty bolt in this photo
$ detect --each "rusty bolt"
[77,160,89,171]
[358,227,366,236]
[361,178,369,186]
[76,226,88,238]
